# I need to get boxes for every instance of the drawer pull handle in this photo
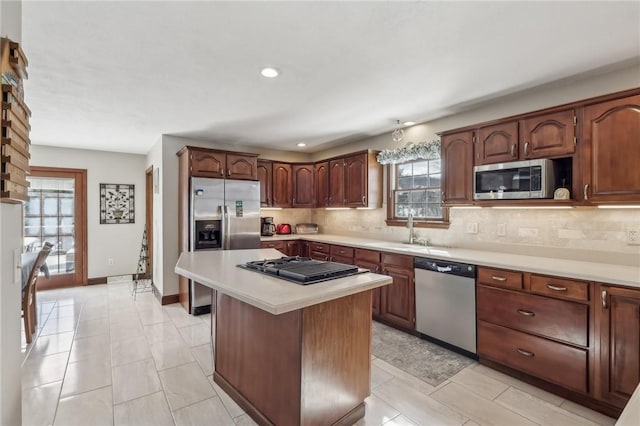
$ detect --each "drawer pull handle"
[517,309,535,317]
[316,246,323,250]
[491,275,507,282]
[339,250,345,254]
[546,284,567,292]
[516,348,535,357]
[602,290,608,309]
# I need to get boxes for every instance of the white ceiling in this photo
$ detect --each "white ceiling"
[21,1,640,155]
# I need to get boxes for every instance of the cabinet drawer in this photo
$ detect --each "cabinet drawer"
[309,242,330,254]
[530,274,589,301]
[309,251,330,261]
[331,254,353,265]
[477,267,523,290]
[478,321,588,393]
[382,253,413,269]
[477,285,588,347]
[330,245,354,258]
[355,248,381,264]
[260,241,285,250]
[354,259,380,274]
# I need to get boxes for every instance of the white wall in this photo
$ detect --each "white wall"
[30,146,146,279]
[0,3,23,424]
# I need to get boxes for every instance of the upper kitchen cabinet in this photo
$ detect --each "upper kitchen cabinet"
[519,109,576,159]
[226,153,258,180]
[475,121,519,165]
[329,151,382,208]
[272,162,293,207]
[188,147,258,180]
[328,159,345,207]
[441,130,473,205]
[257,160,272,207]
[580,94,640,204]
[292,164,315,208]
[315,161,329,208]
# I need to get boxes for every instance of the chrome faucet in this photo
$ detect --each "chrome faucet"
[407,212,415,244]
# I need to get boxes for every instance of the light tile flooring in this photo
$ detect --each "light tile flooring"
[21,281,617,426]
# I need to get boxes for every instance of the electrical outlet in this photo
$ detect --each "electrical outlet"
[108,258,114,266]
[497,223,506,236]
[466,222,478,234]
[627,230,640,246]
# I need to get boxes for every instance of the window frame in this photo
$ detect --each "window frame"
[385,161,450,229]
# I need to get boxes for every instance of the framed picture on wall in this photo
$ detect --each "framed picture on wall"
[100,183,135,224]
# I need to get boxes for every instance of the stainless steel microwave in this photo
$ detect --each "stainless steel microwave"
[473,159,555,200]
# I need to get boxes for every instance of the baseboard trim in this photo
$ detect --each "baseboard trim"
[87,277,107,285]
[162,293,180,305]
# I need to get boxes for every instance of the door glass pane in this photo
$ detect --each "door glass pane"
[24,177,76,275]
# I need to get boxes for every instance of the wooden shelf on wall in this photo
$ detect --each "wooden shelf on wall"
[1,38,31,204]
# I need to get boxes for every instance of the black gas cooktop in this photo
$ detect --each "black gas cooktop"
[237,256,364,285]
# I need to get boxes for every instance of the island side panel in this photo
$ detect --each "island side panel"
[214,293,302,426]
[300,290,372,426]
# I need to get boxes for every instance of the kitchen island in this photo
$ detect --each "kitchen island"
[175,249,392,426]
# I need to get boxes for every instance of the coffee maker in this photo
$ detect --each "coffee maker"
[261,217,276,236]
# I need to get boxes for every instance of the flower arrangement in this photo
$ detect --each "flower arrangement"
[376,139,441,165]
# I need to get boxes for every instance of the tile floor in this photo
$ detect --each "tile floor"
[21,281,617,426]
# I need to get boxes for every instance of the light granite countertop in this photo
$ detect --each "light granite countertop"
[262,234,640,288]
[616,383,640,425]
[175,248,392,315]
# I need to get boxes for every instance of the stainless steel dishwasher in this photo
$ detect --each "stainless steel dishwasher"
[414,257,477,357]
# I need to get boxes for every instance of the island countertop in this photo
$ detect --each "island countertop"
[175,248,392,315]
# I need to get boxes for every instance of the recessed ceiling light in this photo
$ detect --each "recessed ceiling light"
[260,67,279,78]
[403,121,416,126]
[297,143,306,147]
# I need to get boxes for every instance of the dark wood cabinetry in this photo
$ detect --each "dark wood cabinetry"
[284,240,302,257]
[344,153,368,207]
[292,164,315,208]
[328,159,345,207]
[272,163,292,208]
[315,162,329,208]
[520,109,576,159]
[596,284,640,409]
[441,130,474,205]
[354,249,382,317]
[581,94,640,203]
[380,253,415,331]
[475,121,519,165]
[190,148,257,180]
[257,160,272,207]
[308,242,330,261]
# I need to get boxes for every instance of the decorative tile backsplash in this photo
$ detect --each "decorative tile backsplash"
[263,207,640,266]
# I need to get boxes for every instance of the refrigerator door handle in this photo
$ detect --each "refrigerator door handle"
[223,205,231,249]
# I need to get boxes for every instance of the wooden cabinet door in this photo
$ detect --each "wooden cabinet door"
[354,259,381,317]
[226,154,257,180]
[581,95,640,203]
[284,240,301,257]
[191,150,225,178]
[292,164,315,208]
[344,153,367,207]
[476,121,519,165]
[328,159,345,206]
[272,163,292,207]
[596,284,640,409]
[520,109,576,159]
[441,131,473,204]
[257,160,272,207]
[380,265,415,330]
[315,162,329,208]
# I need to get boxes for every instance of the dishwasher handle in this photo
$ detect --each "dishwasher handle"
[414,257,476,279]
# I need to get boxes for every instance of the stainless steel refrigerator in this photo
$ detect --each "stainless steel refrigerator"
[189,177,260,314]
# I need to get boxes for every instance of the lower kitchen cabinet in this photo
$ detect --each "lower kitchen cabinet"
[596,284,640,409]
[259,240,285,251]
[284,240,302,257]
[380,253,415,331]
[354,249,382,317]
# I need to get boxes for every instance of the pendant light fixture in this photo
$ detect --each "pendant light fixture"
[391,120,405,143]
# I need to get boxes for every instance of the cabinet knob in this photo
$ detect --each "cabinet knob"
[602,289,608,309]
[362,195,366,205]
[227,169,231,176]
[516,309,535,317]
[583,184,589,201]
[510,144,516,157]
[491,275,507,282]
[546,284,567,292]
[524,142,529,155]
[441,192,445,202]
[221,168,224,176]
